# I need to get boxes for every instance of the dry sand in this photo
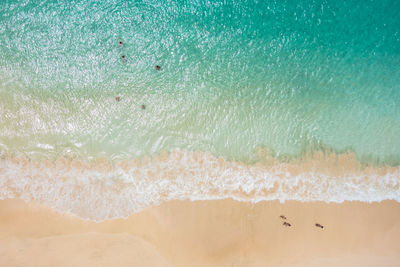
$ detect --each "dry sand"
[0,199,400,267]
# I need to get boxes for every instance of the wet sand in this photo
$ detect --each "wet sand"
[2,150,400,222]
[1,199,400,266]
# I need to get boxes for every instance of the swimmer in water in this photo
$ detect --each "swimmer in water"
[119,38,123,46]
[141,104,146,109]
[122,55,126,62]
[155,65,161,70]
[115,96,121,102]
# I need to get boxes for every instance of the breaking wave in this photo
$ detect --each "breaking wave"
[1,149,399,221]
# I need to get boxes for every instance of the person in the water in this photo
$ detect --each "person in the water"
[141,104,146,109]
[122,55,126,62]
[119,38,123,46]
[115,96,121,102]
[155,65,161,70]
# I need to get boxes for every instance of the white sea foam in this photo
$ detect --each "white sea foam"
[1,149,399,221]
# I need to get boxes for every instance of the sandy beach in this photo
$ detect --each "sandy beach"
[1,0,399,266]
[1,199,399,267]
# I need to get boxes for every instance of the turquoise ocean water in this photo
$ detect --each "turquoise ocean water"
[1,0,400,220]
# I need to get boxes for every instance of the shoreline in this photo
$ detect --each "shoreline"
[1,199,400,266]
[2,149,400,221]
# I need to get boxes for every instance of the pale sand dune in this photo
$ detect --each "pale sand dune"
[1,199,400,266]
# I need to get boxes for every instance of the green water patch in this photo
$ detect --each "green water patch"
[1,0,399,165]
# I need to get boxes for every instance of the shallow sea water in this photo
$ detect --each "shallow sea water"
[1,0,400,220]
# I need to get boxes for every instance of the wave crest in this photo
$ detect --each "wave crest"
[1,149,399,221]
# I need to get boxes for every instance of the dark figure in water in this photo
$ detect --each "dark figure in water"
[115,96,121,102]
[119,38,123,46]
[155,65,161,70]
[141,104,146,109]
[283,222,291,227]
[280,215,287,220]
[315,223,324,229]
[122,55,126,62]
